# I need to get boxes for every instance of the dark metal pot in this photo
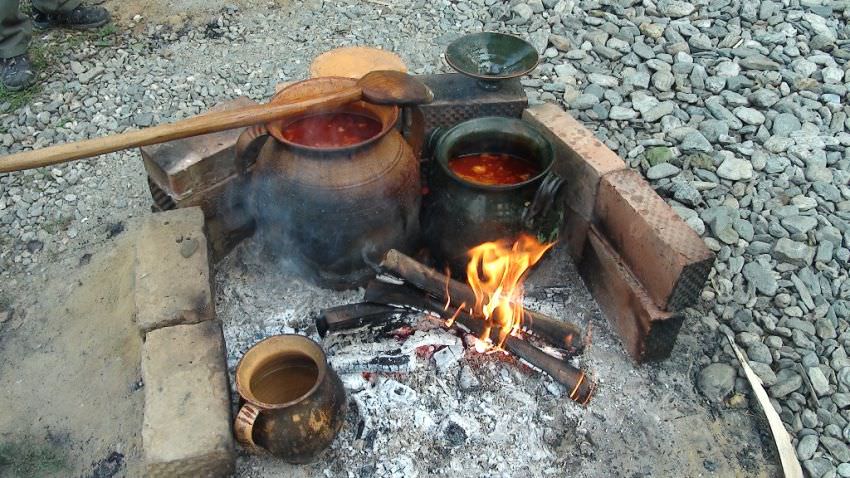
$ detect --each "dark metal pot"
[236,77,421,289]
[421,116,562,273]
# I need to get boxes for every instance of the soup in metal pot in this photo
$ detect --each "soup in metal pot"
[448,152,540,186]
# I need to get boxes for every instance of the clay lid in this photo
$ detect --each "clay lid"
[310,46,407,79]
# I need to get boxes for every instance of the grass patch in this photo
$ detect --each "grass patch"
[0,439,67,478]
[0,20,121,110]
[0,84,42,112]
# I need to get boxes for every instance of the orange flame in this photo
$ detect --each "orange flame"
[465,233,554,350]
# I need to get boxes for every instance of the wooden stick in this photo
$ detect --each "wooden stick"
[364,280,595,405]
[316,303,403,337]
[727,335,803,478]
[0,89,361,173]
[0,70,433,173]
[379,249,584,352]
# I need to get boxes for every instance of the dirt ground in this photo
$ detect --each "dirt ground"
[101,0,290,27]
[0,231,144,478]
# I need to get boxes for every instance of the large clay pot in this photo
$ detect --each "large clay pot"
[236,77,421,288]
[234,335,346,463]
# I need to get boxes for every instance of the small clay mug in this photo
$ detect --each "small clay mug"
[234,335,346,463]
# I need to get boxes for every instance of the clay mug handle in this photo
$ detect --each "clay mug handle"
[235,124,270,175]
[234,403,264,454]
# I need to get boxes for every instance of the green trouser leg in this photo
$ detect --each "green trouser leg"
[32,0,81,14]
[0,0,80,59]
[0,0,30,59]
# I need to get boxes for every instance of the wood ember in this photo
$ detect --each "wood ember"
[363,280,594,405]
[379,249,584,353]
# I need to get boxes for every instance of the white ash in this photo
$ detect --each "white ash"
[216,241,777,477]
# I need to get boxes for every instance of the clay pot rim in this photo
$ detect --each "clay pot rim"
[433,116,554,192]
[266,76,400,154]
[235,334,328,410]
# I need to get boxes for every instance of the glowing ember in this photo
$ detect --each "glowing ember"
[459,233,554,350]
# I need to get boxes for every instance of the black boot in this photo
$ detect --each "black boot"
[1,54,35,92]
[33,4,110,30]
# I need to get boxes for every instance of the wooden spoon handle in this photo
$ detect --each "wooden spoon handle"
[0,87,363,174]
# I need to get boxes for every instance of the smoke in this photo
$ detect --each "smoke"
[222,127,421,291]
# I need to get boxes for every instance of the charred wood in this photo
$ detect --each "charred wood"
[379,249,584,353]
[364,280,595,405]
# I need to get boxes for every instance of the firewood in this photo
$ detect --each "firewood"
[379,249,584,352]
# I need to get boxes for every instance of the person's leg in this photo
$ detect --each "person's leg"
[31,0,108,30]
[0,0,34,91]
[0,0,31,59]
[32,0,80,14]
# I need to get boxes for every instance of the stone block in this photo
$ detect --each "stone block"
[522,103,627,220]
[135,207,214,334]
[595,169,715,311]
[142,97,257,261]
[142,321,234,477]
[578,226,682,362]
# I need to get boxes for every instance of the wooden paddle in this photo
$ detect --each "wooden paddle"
[0,70,433,173]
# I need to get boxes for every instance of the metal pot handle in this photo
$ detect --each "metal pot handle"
[234,403,264,454]
[522,171,566,228]
[421,126,446,160]
[235,124,270,175]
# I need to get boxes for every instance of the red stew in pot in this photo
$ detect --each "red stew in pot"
[448,152,540,186]
[282,112,382,148]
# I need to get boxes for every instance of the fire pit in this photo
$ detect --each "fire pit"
[137,36,716,475]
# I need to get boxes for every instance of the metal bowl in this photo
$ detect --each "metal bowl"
[445,32,539,89]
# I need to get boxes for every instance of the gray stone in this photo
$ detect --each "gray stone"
[750,89,780,108]
[797,434,819,461]
[681,131,713,153]
[651,70,675,91]
[642,101,675,122]
[773,113,802,136]
[631,91,659,114]
[822,436,850,462]
[738,55,781,71]
[703,206,739,244]
[773,238,815,267]
[700,119,729,143]
[782,216,819,235]
[808,367,830,396]
[743,262,777,296]
[734,107,766,126]
[658,0,695,17]
[717,157,754,181]
[646,163,681,180]
[511,3,534,23]
[804,458,834,478]
[715,61,740,78]
[823,67,844,84]
[749,362,777,386]
[609,106,638,120]
[771,370,803,398]
[571,94,599,110]
[698,363,736,401]
[747,342,773,364]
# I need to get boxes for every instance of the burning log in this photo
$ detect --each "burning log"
[316,303,403,337]
[364,280,594,405]
[379,249,584,352]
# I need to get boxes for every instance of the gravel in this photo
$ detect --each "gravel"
[1,0,849,474]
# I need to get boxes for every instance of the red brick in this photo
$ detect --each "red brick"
[594,169,714,311]
[523,104,626,220]
[578,226,682,362]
